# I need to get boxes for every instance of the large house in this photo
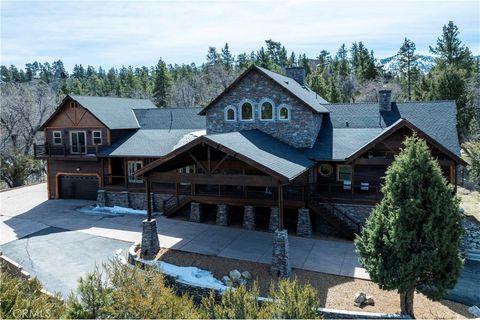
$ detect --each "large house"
[35,65,466,239]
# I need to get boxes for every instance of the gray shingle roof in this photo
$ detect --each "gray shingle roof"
[133,108,205,129]
[99,129,205,157]
[199,65,329,115]
[205,130,313,181]
[70,95,156,129]
[256,66,329,113]
[309,100,461,160]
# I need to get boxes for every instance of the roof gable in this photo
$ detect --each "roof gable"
[199,65,329,115]
[137,130,313,182]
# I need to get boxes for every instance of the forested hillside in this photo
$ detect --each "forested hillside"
[1,21,479,188]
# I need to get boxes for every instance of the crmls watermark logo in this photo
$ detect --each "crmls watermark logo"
[12,308,52,318]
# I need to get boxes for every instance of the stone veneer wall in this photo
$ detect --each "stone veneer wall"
[333,204,375,225]
[205,69,323,149]
[97,190,172,213]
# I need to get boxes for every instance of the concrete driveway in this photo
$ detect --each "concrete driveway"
[1,184,368,297]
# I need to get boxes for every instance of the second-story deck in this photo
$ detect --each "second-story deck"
[34,143,101,161]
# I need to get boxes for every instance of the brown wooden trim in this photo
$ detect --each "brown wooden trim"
[46,161,51,199]
[148,172,280,187]
[54,172,101,199]
[107,129,111,145]
[345,118,467,166]
[44,126,105,129]
[353,158,454,166]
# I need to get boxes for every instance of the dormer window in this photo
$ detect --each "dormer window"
[260,100,274,121]
[225,106,236,121]
[278,105,290,120]
[241,102,254,121]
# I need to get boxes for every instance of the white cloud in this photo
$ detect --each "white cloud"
[1,0,478,69]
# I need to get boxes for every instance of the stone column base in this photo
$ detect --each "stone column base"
[97,190,106,207]
[141,219,159,260]
[216,204,229,226]
[190,202,203,223]
[269,207,280,232]
[271,229,291,277]
[297,208,312,238]
[243,206,255,230]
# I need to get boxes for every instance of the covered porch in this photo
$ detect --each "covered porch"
[136,130,314,231]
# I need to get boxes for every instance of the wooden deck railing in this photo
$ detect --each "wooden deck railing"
[34,143,99,158]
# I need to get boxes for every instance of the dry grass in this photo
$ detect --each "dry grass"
[458,187,480,222]
[156,248,471,319]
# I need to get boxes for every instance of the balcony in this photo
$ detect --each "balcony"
[34,143,100,160]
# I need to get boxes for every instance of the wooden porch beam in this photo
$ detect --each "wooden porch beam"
[189,153,208,173]
[211,154,229,174]
[149,172,280,187]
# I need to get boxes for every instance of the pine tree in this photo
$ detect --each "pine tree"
[206,47,220,66]
[221,43,234,70]
[152,58,172,107]
[429,21,474,71]
[355,135,463,317]
[327,77,341,102]
[398,38,419,100]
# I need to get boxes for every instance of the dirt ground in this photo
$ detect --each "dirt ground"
[156,248,472,319]
[458,186,480,222]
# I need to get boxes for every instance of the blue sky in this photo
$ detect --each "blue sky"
[1,0,479,70]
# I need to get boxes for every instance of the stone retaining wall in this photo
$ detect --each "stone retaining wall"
[97,190,172,213]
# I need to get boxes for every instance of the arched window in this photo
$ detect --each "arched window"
[278,105,290,120]
[225,106,236,121]
[241,102,254,121]
[260,100,274,120]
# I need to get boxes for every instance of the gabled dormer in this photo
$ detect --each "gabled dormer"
[199,65,330,149]
[36,95,156,158]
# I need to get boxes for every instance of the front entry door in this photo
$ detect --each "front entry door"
[70,131,86,154]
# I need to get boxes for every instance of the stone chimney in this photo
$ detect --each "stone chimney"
[378,89,392,111]
[285,67,306,86]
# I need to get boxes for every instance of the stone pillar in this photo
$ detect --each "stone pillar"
[190,202,203,223]
[141,219,160,260]
[118,191,130,208]
[216,204,229,226]
[271,229,291,277]
[97,190,106,207]
[243,206,255,230]
[269,207,280,232]
[297,208,312,238]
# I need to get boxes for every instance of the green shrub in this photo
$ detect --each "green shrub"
[200,284,261,319]
[0,272,64,319]
[262,278,322,319]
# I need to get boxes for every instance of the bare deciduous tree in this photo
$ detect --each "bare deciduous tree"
[1,81,57,188]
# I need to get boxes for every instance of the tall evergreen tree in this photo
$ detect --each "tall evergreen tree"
[206,47,220,66]
[398,38,419,100]
[429,21,474,71]
[355,135,463,317]
[221,43,234,70]
[152,58,172,107]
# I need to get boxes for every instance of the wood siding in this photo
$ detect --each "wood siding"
[47,159,102,199]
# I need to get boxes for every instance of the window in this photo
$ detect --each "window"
[241,102,254,121]
[52,131,62,145]
[260,101,273,120]
[337,165,352,181]
[128,161,143,183]
[278,106,290,120]
[92,130,102,145]
[225,106,236,121]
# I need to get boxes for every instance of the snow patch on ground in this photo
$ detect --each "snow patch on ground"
[77,205,147,216]
[143,258,228,292]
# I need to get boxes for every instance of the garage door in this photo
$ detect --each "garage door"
[59,175,98,200]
